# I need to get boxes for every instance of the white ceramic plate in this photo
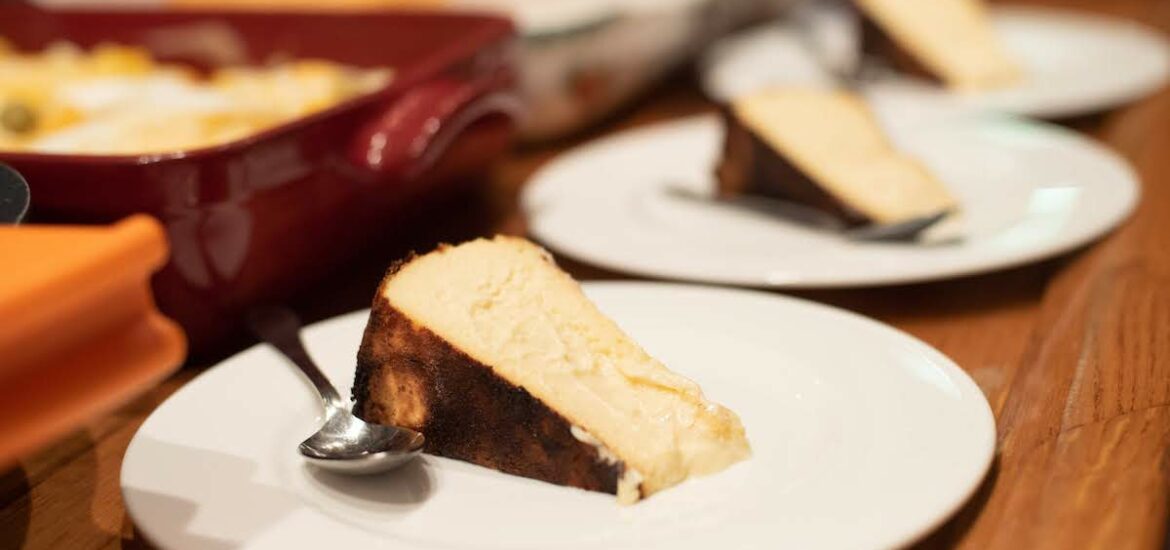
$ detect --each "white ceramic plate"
[702,5,1170,118]
[521,109,1138,288]
[122,283,995,550]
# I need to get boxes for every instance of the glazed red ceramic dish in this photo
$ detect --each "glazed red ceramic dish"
[0,4,520,352]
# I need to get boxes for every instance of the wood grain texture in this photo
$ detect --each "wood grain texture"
[2,1,1169,547]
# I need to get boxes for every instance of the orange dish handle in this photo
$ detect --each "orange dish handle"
[0,215,187,469]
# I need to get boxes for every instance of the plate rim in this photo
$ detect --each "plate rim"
[521,113,1140,288]
[982,4,1170,119]
[121,281,997,549]
[699,4,1170,118]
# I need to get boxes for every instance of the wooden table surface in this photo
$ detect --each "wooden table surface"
[3,0,1170,547]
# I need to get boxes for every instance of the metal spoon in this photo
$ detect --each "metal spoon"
[843,211,950,242]
[248,306,425,475]
[0,163,30,224]
[665,186,950,243]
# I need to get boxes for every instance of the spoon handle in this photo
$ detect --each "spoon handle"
[248,306,347,414]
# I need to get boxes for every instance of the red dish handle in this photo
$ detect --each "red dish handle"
[350,75,522,179]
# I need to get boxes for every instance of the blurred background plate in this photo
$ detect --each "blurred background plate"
[702,4,1170,118]
[522,106,1139,288]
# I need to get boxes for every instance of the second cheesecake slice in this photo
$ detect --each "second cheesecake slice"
[856,0,1021,91]
[716,89,957,228]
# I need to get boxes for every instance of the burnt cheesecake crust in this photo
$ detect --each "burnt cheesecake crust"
[352,269,628,496]
[858,15,940,85]
[351,237,750,504]
[715,107,872,227]
[851,0,1020,91]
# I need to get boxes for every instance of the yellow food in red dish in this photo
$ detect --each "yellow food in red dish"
[0,40,392,155]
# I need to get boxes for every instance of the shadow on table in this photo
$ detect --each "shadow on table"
[790,256,1068,324]
[0,467,30,550]
[913,456,1002,549]
[1,430,123,550]
[555,245,1073,324]
[1052,110,1114,135]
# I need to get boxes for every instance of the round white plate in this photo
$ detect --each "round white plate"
[122,283,995,550]
[701,5,1170,118]
[521,110,1138,288]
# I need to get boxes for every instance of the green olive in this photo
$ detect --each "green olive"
[1,102,38,134]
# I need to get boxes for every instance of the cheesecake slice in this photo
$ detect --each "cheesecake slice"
[715,89,957,227]
[855,0,1020,90]
[352,237,750,503]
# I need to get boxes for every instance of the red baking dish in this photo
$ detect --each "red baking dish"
[0,4,520,353]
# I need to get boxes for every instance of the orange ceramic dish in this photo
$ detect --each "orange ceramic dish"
[0,215,186,468]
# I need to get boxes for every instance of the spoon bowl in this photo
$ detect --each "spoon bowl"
[0,163,30,224]
[248,306,425,475]
[299,413,426,475]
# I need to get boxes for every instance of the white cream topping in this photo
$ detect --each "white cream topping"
[615,468,644,505]
[570,425,620,465]
[571,424,644,505]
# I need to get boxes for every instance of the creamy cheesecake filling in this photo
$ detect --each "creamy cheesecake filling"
[857,0,1020,90]
[732,89,956,225]
[381,237,750,499]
